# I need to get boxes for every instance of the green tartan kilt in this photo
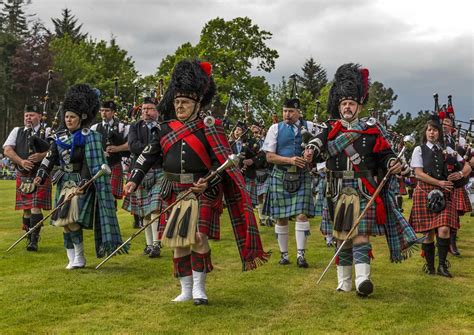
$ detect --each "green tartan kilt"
[135,169,164,218]
[54,172,94,230]
[320,178,385,237]
[263,168,316,219]
[122,169,164,218]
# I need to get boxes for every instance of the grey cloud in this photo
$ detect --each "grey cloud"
[26,0,472,121]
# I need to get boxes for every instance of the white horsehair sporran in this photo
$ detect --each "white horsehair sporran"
[332,187,360,240]
[52,180,80,231]
[162,191,199,248]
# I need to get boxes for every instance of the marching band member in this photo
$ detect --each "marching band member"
[3,105,52,251]
[33,84,128,269]
[125,97,164,258]
[308,64,417,296]
[409,116,471,277]
[91,100,129,204]
[262,94,316,268]
[125,59,268,305]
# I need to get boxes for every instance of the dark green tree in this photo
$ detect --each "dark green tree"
[0,0,30,39]
[366,81,398,114]
[298,57,327,99]
[156,17,279,122]
[51,8,87,42]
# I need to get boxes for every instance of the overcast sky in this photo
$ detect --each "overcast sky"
[27,0,473,122]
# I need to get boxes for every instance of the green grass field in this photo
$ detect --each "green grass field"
[0,179,473,334]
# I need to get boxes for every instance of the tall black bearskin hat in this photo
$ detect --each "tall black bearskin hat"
[101,100,116,111]
[23,104,41,114]
[62,84,100,127]
[158,59,216,120]
[327,63,369,119]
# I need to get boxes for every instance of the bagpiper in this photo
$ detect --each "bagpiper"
[124,59,269,305]
[91,100,129,204]
[439,100,472,256]
[409,114,471,277]
[34,84,128,269]
[262,92,317,268]
[3,104,52,251]
[123,97,164,258]
[308,63,418,296]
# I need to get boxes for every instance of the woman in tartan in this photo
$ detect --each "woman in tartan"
[34,84,128,270]
[409,117,471,277]
[125,60,268,306]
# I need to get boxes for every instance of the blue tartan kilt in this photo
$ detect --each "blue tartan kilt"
[320,178,385,237]
[314,178,327,216]
[245,176,258,207]
[257,177,269,196]
[131,169,163,218]
[263,168,316,219]
[256,170,270,196]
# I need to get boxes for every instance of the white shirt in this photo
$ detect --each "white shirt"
[410,141,463,168]
[262,120,316,153]
[2,124,50,148]
[91,119,129,138]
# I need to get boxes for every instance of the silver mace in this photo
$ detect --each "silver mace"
[316,133,416,285]
[95,154,241,269]
[6,164,111,252]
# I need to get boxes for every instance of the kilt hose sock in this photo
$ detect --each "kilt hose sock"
[275,224,289,260]
[353,243,373,296]
[295,221,310,258]
[421,242,435,274]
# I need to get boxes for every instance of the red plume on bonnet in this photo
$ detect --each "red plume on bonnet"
[200,62,212,77]
[359,68,369,103]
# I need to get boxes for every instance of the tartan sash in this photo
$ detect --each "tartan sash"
[327,120,390,157]
[160,119,212,169]
[343,143,386,224]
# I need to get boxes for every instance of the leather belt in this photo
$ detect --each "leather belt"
[63,163,82,173]
[163,171,207,184]
[328,170,375,179]
[275,165,298,172]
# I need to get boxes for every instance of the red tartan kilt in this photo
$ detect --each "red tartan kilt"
[399,179,407,195]
[15,174,52,210]
[110,163,124,199]
[409,181,460,232]
[453,187,472,214]
[159,182,224,240]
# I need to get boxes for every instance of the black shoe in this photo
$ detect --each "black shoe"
[143,245,152,255]
[297,256,309,268]
[437,264,453,278]
[26,232,39,252]
[449,234,461,256]
[278,258,290,265]
[26,240,38,251]
[265,217,274,227]
[259,220,265,226]
[149,244,161,258]
[193,298,208,306]
[356,280,374,297]
[422,263,436,275]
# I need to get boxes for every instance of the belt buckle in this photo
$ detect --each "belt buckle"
[180,174,193,184]
[342,170,354,179]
